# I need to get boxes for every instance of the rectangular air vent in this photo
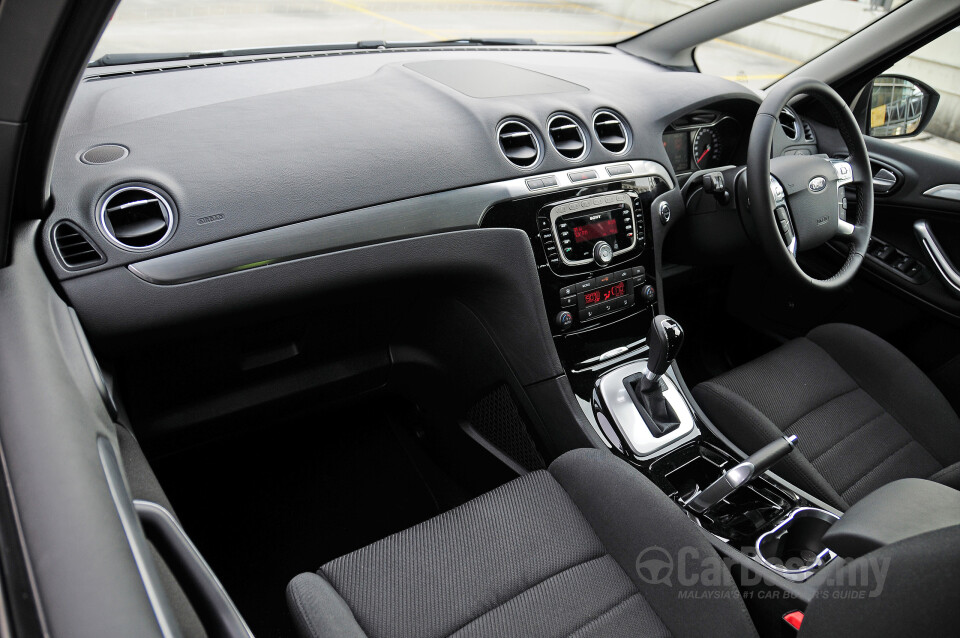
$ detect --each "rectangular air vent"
[53,222,106,270]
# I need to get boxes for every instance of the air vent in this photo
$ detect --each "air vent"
[52,222,106,270]
[779,109,800,140]
[547,114,587,160]
[593,110,629,154]
[80,144,128,165]
[803,121,816,143]
[97,185,176,251]
[497,120,541,168]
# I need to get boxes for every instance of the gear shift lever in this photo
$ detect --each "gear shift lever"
[624,315,685,437]
[640,316,684,391]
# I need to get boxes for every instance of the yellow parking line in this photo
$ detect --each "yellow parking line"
[323,0,444,39]
[558,1,654,30]
[712,38,801,65]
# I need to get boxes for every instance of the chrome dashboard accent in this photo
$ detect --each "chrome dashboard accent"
[128,160,673,285]
[922,184,960,202]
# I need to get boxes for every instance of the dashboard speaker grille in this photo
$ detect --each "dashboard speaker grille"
[52,221,105,269]
[98,185,176,251]
[80,144,129,164]
[593,110,628,153]
[497,120,541,168]
[548,114,587,160]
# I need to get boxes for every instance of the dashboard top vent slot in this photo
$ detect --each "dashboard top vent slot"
[52,222,105,270]
[547,114,587,160]
[779,109,800,140]
[98,184,176,251]
[593,109,629,154]
[497,120,541,168]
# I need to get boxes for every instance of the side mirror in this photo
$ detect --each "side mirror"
[854,74,940,139]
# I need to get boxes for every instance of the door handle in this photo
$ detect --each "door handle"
[873,168,898,194]
[914,220,960,296]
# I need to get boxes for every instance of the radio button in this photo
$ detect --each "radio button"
[595,272,616,286]
[576,279,596,291]
[548,256,560,266]
[631,266,646,277]
[613,269,631,281]
[560,295,577,308]
[560,284,576,296]
[541,176,558,187]
[526,178,544,190]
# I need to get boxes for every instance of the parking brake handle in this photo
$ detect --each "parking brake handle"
[685,435,798,514]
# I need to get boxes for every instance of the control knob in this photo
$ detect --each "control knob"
[555,311,574,331]
[593,241,613,267]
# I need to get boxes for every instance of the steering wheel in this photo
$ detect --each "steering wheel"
[746,77,873,290]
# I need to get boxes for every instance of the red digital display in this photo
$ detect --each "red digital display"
[583,281,626,306]
[572,218,618,243]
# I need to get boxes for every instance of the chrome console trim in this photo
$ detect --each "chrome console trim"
[597,360,698,457]
[128,160,673,285]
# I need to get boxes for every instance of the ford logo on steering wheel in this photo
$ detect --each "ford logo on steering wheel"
[808,176,827,192]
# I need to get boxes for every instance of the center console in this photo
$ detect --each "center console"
[483,159,844,630]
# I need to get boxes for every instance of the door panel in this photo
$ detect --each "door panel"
[0,222,172,638]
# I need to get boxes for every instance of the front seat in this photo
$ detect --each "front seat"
[287,448,758,638]
[693,323,960,510]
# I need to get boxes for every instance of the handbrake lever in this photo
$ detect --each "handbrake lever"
[685,435,797,514]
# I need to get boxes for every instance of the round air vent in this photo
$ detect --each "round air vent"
[779,109,800,140]
[80,144,129,165]
[497,120,541,168]
[593,109,630,154]
[97,184,176,251]
[547,114,587,161]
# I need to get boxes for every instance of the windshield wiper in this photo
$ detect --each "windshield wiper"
[88,37,538,67]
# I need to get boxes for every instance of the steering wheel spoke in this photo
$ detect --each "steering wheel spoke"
[770,176,797,255]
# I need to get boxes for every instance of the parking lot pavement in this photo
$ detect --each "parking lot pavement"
[94,0,959,162]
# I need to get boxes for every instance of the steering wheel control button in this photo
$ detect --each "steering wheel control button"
[775,206,788,223]
[593,241,613,266]
[640,284,657,303]
[658,201,671,225]
[555,311,574,331]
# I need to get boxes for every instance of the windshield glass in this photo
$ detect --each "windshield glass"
[94,0,717,60]
[696,0,911,90]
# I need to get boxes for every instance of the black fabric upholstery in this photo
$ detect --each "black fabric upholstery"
[799,526,960,638]
[693,323,960,509]
[287,449,758,638]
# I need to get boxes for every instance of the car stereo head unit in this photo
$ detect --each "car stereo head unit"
[542,192,639,268]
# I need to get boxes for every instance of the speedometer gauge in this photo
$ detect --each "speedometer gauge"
[692,128,722,169]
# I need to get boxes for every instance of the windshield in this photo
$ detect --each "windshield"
[93,0,717,60]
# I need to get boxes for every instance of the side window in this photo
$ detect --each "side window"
[870,26,960,162]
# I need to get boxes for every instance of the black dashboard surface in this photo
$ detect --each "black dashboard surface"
[46,47,759,283]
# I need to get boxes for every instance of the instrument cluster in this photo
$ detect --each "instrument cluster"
[661,112,743,175]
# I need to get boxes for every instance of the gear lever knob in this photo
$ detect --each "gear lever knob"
[641,315,684,390]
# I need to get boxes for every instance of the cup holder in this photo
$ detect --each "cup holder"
[755,507,839,575]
